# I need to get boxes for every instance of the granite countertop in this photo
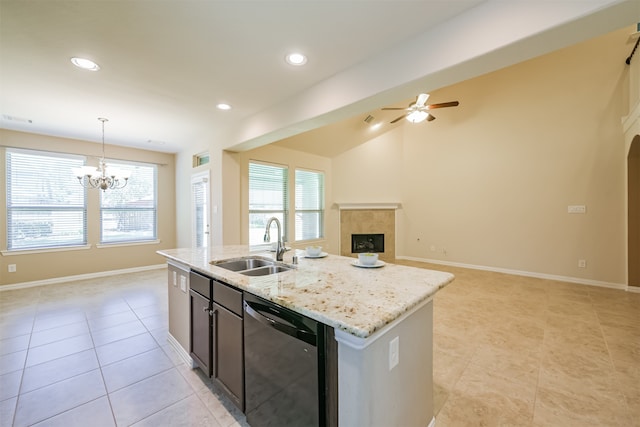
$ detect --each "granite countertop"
[157,246,454,339]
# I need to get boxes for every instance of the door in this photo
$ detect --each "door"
[192,171,210,248]
[190,289,212,376]
[212,302,244,410]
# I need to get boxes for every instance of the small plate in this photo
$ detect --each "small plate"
[351,260,385,268]
[304,252,328,258]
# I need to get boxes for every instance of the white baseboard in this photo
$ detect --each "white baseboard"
[396,255,629,291]
[0,264,167,291]
[167,333,195,368]
[628,286,640,293]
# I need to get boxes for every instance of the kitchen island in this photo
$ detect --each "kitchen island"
[158,246,454,427]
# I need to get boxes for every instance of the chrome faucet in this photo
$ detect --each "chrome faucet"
[264,217,285,261]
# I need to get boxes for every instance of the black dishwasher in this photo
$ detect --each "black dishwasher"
[243,293,328,427]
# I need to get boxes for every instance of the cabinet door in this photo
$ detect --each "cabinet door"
[190,290,212,376]
[213,302,244,410]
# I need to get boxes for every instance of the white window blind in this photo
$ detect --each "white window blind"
[6,148,87,250]
[100,161,157,244]
[248,162,288,246]
[295,169,324,241]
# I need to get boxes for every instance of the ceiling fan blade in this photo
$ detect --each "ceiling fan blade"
[416,93,429,107]
[381,107,409,111]
[390,114,408,124]
[426,101,459,110]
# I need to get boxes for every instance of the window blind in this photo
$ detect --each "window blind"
[100,161,157,243]
[295,169,324,241]
[6,148,87,250]
[248,162,288,246]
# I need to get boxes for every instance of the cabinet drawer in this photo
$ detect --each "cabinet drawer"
[190,271,212,298]
[213,280,243,316]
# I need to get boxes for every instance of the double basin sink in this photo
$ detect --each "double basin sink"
[211,257,293,277]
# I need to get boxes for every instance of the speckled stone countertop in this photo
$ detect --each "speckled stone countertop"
[157,246,454,339]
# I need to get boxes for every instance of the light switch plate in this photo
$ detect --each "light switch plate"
[180,275,187,292]
[568,205,586,214]
[389,336,399,370]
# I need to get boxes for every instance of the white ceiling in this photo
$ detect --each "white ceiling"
[1,0,638,155]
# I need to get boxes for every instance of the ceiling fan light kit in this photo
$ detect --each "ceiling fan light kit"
[406,110,429,123]
[382,93,459,124]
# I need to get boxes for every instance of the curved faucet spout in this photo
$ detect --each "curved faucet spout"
[264,217,285,261]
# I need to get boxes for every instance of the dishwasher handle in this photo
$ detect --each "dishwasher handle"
[244,300,316,347]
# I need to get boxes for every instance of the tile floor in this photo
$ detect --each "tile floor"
[398,260,640,427]
[1,264,639,426]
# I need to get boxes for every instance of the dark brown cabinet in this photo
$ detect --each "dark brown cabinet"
[189,271,244,411]
[212,280,244,411]
[189,271,213,376]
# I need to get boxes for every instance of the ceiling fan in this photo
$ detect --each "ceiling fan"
[382,93,459,124]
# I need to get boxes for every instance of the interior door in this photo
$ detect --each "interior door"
[191,171,210,248]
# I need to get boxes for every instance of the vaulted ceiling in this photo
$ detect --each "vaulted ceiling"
[1,0,638,155]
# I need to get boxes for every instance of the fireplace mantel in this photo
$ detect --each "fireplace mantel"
[335,202,401,210]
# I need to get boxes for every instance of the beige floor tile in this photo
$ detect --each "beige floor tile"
[13,369,106,427]
[21,348,99,393]
[533,385,635,427]
[109,369,194,426]
[131,394,221,427]
[30,396,115,427]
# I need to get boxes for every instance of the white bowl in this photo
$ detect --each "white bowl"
[358,253,379,266]
[306,246,322,257]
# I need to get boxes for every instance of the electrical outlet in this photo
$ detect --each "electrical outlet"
[180,275,187,292]
[172,271,177,286]
[568,205,586,214]
[389,336,399,370]
[578,259,587,268]
[8,264,16,273]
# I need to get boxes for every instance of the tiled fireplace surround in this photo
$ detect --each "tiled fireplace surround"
[339,205,396,262]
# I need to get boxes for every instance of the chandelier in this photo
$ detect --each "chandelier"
[73,118,130,191]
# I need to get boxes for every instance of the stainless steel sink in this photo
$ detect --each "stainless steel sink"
[212,257,292,276]
[241,265,291,276]
[214,258,274,272]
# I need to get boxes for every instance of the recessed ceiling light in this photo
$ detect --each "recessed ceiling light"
[285,52,307,66]
[216,103,232,110]
[71,57,100,71]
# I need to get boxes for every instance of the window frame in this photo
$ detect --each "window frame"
[5,147,88,252]
[248,161,289,248]
[99,159,158,245]
[294,168,325,242]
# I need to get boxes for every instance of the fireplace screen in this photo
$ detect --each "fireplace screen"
[351,234,384,253]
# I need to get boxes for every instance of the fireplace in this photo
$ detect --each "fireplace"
[339,206,397,262]
[352,233,384,253]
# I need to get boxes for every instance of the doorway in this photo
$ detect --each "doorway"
[629,135,640,288]
[192,171,210,248]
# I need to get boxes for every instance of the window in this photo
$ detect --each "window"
[6,148,87,251]
[295,169,324,241]
[248,162,288,246]
[100,161,157,244]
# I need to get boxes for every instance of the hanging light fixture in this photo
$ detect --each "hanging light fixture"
[406,110,429,123]
[73,118,130,191]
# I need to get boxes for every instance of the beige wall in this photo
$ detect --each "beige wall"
[330,26,633,285]
[0,129,176,286]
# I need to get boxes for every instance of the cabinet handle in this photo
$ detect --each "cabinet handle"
[202,306,209,313]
